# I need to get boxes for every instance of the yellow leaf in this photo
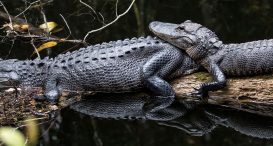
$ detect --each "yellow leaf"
[0,127,26,146]
[39,22,58,32]
[12,24,20,29]
[25,118,39,146]
[59,38,66,41]
[37,41,57,52]
[20,24,29,30]
[32,41,58,56]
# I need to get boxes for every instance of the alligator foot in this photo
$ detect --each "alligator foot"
[43,77,60,104]
[143,96,175,113]
[33,94,58,104]
[33,94,47,101]
[190,63,226,100]
[188,87,209,101]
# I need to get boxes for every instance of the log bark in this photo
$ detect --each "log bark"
[172,72,273,117]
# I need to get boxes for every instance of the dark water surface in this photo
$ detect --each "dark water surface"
[1,0,273,145]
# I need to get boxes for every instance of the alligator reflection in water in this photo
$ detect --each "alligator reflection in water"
[70,93,273,139]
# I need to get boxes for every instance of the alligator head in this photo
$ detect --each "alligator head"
[149,20,223,59]
[0,59,21,88]
[0,58,51,89]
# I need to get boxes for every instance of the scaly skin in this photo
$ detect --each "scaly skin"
[0,36,200,112]
[149,20,273,98]
[0,58,52,88]
[70,93,273,138]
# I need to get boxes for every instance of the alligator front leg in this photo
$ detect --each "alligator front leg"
[194,62,226,98]
[32,76,60,103]
[186,45,226,98]
[44,76,60,103]
[143,48,182,112]
[144,76,175,112]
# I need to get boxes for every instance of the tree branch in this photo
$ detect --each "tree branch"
[82,0,136,42]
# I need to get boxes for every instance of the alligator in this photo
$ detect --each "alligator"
[70,93,273,139]
[149,20,273,97]
[0,36,200,112]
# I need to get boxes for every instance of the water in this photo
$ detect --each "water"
[1,0,273,145]
[45,93,273,146]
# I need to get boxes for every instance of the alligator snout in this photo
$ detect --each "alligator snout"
[149,21,180,38]
[149,21,163,33]
[0,77,12,89]
[149,21,160,30]
[0,72,20,89]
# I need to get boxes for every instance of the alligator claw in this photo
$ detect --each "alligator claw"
[189,87,209,101]
[44,90,59,104]
[33,94,58,104]
[33,94,47,101]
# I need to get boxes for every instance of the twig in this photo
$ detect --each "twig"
[79,0,97,15]
[39,1,49,36]
[59,14,72,39]
[30,35,41,59]
[22,13,41,59]
[13,34,83,43]
[0,1,13,30]
[115,0,119,17]
[82,0,136,42]
[0,10,84,44]
[6,39,14,59]
[79,0,105,26]
[98,12,105,25]
[15,0,40,18]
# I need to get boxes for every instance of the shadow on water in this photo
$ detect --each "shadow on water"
[41,93,273,146]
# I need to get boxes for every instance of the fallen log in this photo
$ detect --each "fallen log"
[1,72,273,125]
[172,72,273,117]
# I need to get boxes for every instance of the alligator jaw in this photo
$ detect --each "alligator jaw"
[0,78,12,89]
[149,21,180,39]
[149,21,190,49]
[0,75,19,89]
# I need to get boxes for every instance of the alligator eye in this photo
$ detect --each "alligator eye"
[176,26,184,31]
[183,36,194,45]
[176,24,185,30]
